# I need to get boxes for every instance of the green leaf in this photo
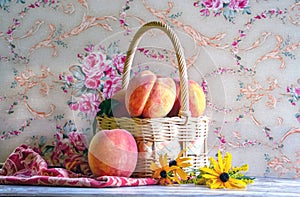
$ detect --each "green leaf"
[236,175,255,181]
[97,98,120,117]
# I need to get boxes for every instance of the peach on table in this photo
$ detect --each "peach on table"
[88,129,138,177]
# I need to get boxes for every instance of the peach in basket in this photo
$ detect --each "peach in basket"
[125,70,176,118]
[168,79,206,118]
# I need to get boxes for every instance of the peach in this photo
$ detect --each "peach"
[189,80,206,117]
[125,70,176,118]
[125,70,157,117]
[88,129,138,177]
[166,79,181,117]
[168,79,206,118]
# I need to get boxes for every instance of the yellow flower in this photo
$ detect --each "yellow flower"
[150,153,178,185]
[231,164,249,173]
[168,149,192,183]
[169,149,192,168]
[200,151,247,189]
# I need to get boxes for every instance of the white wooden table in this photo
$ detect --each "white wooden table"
[0,177,299,197]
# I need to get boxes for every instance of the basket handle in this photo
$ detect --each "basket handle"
[122,21,191,118]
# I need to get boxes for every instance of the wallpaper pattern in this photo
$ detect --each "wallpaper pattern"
[0,0,299,178]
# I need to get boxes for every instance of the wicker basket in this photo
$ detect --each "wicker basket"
[97,21,208,178]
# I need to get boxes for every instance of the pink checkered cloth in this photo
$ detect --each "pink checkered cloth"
[0,144,157,187]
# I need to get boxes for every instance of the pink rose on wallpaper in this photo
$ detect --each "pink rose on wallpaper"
[202,0,223,10]
[69,102,79,111]
[102,76,122,99]
[68,131,88,151]
[78,93,100,117]
[194,0,251,22]
[103,65,117,79]
[61,43,126,119]
[228,0,248,10]
[84,75,101,89]
[112,53,126,73]
[82,52,107,78]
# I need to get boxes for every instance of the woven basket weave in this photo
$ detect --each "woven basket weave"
[97,21,208,178]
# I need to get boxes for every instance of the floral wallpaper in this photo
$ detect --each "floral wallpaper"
[0,0,299,178]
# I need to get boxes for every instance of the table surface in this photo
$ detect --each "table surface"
[0,177,299,197]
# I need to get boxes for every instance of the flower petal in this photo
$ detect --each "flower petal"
[168,165,180,172]
[162,153,168,166]
[201,167,220,177]
[229,178,247,189]
[159,153,168,167]
[159,154,164,166]
[175,168,189,180]
[209,157,221,173]
[209,179,223,189]
[224,152,232,172]
[217,150,224,172]
[178,157,192,162]
[153,169,161,178]
[177,149,186,157]
[150,162,159,171]
[202,173,218,179]
[166,177,175,186]
[173,174,181,184]
[224,181,235,189]
[179,162,192,168]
